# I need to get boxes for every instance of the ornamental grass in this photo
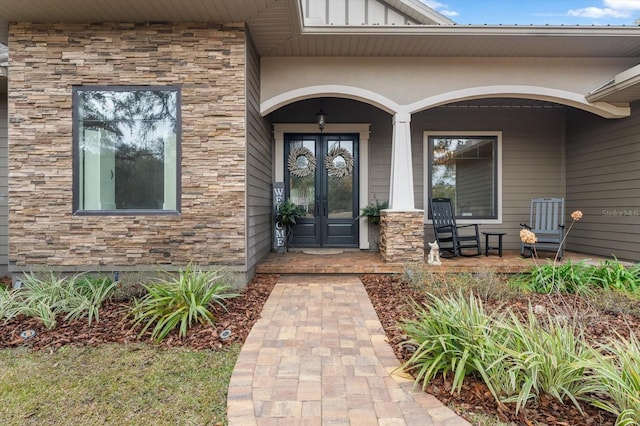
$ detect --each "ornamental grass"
[131,264,239,342]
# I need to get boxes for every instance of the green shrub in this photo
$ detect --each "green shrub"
[4,273,117,329]
[513,258,640,297]
[589,334,640,426]
[0,286,19,321]
[512,260,594,294]
[487,309,601,414]
[131,264,239,342]
[591,258,640,295]
[64,276,118,325]
[401,292,501,394]
[401,291,603,416]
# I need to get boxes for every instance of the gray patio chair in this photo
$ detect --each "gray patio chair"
[430,197,481,257]
[520,197,565,259]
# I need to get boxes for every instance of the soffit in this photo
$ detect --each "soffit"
[0,0,280,22]
[0,0,299,55]
[1,0,640,58]
[276,27,640,57]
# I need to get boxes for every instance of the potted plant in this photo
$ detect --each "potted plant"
[356,199,388,250]
[275,199,305,252]
[357,199,389,225]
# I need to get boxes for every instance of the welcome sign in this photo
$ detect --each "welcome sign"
[272,182,286,252]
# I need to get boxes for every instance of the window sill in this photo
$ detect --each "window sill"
[73,210,181,217]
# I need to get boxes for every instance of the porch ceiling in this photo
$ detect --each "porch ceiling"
[1,0,640,58]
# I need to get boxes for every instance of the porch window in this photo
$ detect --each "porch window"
[73,86,180,214]
[428,134,499,220]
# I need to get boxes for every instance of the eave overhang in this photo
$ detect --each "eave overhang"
[1,0,640,57]
[587,63,640,104]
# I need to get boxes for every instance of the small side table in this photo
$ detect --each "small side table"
[482,232,506,257]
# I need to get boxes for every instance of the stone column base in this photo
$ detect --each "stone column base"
[379,210,424,263]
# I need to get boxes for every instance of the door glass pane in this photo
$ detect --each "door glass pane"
[326,139,354,219]
[288,139,316,218]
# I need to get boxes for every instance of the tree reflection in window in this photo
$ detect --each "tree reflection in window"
[75,87,180,212]
[430,136,497,219]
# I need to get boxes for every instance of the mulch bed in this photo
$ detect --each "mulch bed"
[3,272,639,425]
[361,273,640,426]
[0,274,279,352]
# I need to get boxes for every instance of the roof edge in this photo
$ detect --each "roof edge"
[587,64,640,103]
[300,24,640,35]
[384,0,455,25]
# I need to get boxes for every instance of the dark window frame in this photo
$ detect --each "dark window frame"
[427,135,499,221]
[72,85,182,216]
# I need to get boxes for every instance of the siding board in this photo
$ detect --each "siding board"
[245,32,273,274]
[566,105,640,261]
[368,105,566,251]
[411,106,565,251]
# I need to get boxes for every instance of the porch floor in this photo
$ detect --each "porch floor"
[256,249,611,275]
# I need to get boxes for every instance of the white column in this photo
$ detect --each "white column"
[389,112,415,210]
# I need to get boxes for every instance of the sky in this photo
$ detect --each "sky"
[422,0,640,25]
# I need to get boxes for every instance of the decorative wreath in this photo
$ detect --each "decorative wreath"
[324,147,354,179]
[287,146,316,178]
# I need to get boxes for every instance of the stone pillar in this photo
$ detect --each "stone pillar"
[379,210,424,263]
[389,112,415,210]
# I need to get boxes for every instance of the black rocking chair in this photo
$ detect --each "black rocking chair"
[430,197,481,257]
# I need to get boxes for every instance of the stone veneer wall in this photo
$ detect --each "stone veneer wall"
[379,210,424,263]
[8,22,248,270]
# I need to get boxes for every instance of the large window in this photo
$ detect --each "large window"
[73,86,180,214]
[427,133,500,220]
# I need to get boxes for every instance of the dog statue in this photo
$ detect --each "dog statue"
[427,241,442,266]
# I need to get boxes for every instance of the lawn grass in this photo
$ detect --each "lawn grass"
[0,343,240,426]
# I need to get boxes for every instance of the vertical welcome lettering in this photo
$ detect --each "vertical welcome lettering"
[273,183,285,250]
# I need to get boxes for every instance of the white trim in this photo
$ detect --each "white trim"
[587,63,640,103]
[379,0,455,25]
[300,25,640,36]
[273,123,371,249]
[262,85,400,116]
[359,136,369,249]
[407,85,629,119]
[423,131,503,225]
[389,112,415,211]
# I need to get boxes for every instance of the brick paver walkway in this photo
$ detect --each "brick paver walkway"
[227,275,470,425]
